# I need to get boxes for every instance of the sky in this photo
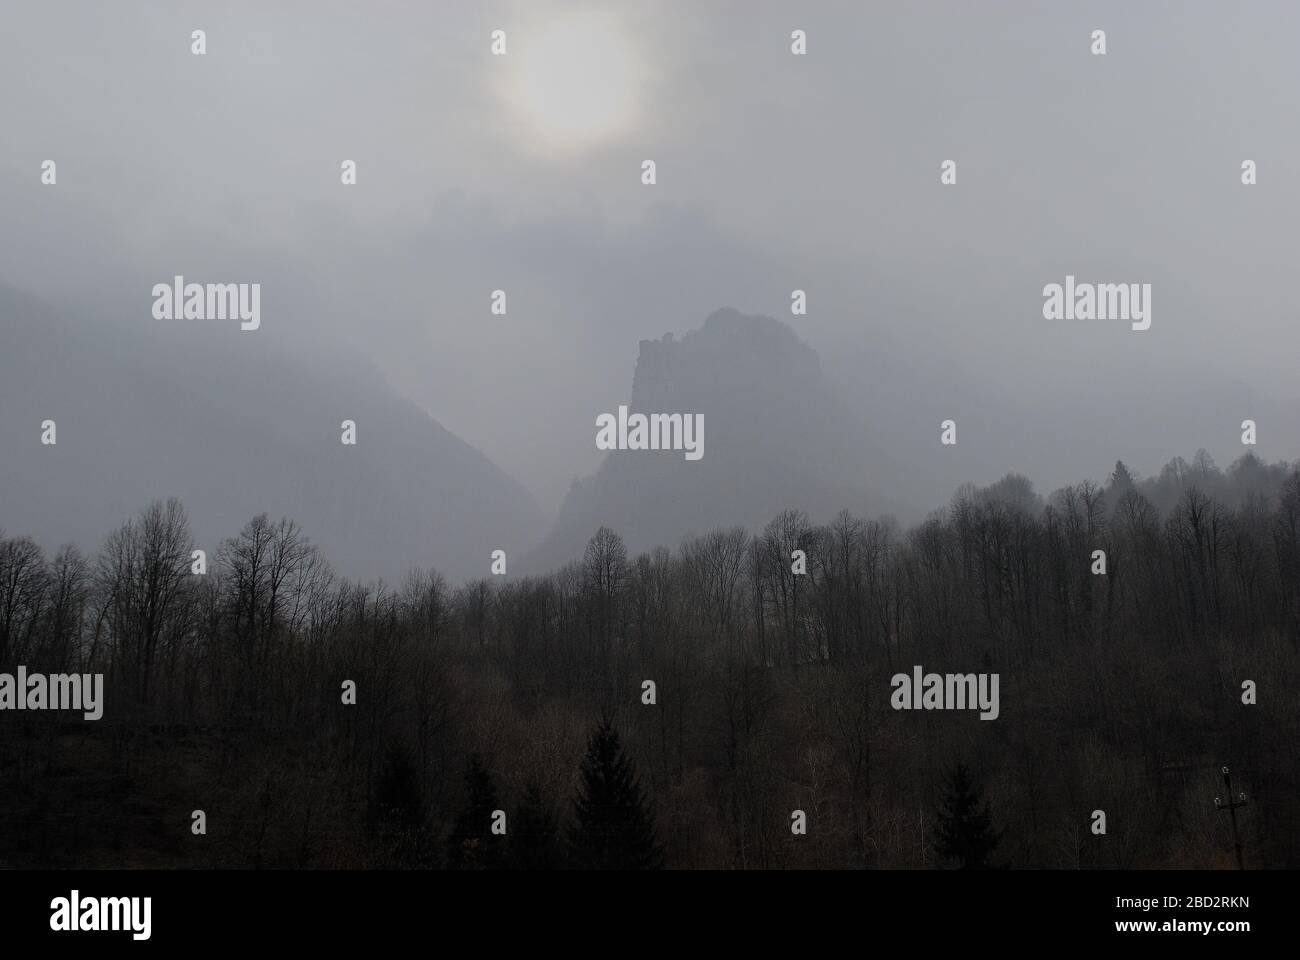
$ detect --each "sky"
[3,0,1298,518]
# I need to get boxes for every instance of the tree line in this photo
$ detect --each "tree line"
[1,449,1298,868]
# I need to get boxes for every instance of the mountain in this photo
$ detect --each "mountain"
[0,285,545,583]
[526,308,902,568]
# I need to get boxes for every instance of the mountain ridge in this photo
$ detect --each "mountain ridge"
[0,284,545,582]
[524,307,904,570]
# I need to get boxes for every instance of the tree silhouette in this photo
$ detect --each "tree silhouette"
[509,778,562,870]
[583,527,628,672]
[568,717,663,870]
[1110,459,1136,493]
[445,753,505,870]
[370,741,435,868]
[933,762,1004,869]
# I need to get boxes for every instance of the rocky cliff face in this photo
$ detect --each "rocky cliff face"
[526,308,898,568]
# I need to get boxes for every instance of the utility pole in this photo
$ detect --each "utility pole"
[1214,766,1248,870]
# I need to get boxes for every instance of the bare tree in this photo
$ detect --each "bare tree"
[94,499,195,703]
[0,533,48,664]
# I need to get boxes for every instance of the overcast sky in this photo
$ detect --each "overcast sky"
[3,0,1298,516]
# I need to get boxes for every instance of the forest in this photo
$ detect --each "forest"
[1,449,1298,869]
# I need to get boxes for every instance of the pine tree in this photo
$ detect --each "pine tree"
[369,741,436,868]
[568,717,664,870]
[509,778,562,869]
[933,761,1004,869]
[445,753,505,870]
[1109,460,1136,494]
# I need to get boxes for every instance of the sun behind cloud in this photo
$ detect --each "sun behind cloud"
[500,10,645,150]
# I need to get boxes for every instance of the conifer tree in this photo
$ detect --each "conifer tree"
[933,761,1004,869]
[509,778,562,869]
[445,752,505,870]
[568,717,664,870]
[370,741,436,868]
[1110,460,1136,494]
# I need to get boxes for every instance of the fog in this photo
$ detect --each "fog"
[3,0,1298,573]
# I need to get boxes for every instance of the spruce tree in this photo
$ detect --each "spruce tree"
[509,778,562,870]
[568,717,664,870]
[933,761,1004,869]
[1110,460,1136,494]
[369,741,436,868]
[445,752,505,870]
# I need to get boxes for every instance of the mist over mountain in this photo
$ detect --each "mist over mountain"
[525,308,906,569]
[0,285,545,582]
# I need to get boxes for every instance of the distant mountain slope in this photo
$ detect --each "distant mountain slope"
[526,308,902,568]
[0,285,545,582]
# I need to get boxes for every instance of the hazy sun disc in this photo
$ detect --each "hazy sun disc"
[503,13,643,148]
